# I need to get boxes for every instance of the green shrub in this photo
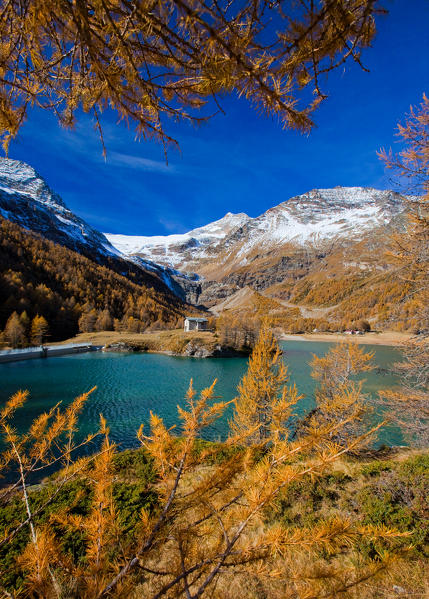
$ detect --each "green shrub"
[361,460,393,477]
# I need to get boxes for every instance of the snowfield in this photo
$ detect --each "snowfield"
[105,187,406,270]
[0,157,411,303]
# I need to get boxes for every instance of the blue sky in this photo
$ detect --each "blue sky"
[6,1,429,236]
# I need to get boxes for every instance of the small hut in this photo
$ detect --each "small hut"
[184,317,208,332]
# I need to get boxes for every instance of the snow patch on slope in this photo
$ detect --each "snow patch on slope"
[0,157,201,301]
[105,212,250,268]
[106,187,407,271]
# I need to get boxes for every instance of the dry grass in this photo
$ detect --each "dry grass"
[53,329,219,354]
[129,448,429,599]
[279,331,413,347]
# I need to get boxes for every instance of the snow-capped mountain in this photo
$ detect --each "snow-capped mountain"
[106,212,250,271]
[106,187,407,273]
[105,186,410,306]
[0,158,411,308]
[0,159,120,259]
[236,187,405,245]
[0,158,199,301]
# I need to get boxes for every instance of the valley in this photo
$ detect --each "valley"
[105,186,421,333]
[0,156,423,345]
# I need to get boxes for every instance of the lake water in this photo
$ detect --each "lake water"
[0,340,404,450]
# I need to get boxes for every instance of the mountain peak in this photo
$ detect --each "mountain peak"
[0,158,39,180]
[106,186,408,271]
[0,157,67,210]
[189,211,249,235]
[0,157,116,256]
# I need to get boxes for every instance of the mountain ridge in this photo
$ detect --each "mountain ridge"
[0,158,201,303]
[104,186,413,322]
[0,158,118,259]
[105,186,408,276]
[1,157,419,330]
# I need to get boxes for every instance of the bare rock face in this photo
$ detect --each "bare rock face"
[0,158,191,299]
[183,342,212,358]
[198,281,242,306]
[170,273,202,305]
[105,186,411,308]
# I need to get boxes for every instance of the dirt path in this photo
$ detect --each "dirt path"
[276,299,336,319]
[279,331,413,347]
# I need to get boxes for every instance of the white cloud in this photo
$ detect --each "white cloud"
[157,215,189,233]
[108,151,179,174]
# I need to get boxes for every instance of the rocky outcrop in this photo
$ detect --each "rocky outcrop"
[102,342,142,352]
[103,340,246,358]
[183,342,213,358]
[183,342,248,358]
[170,273,202,304]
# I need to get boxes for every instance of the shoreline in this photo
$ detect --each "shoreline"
[279,331,413,347]
[47,330,248,359]
[16,329,415,354]
[2,331,415,358]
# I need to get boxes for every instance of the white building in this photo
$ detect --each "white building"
[184,317,208,332]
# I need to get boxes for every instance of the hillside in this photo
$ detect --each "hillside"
[0,218,192,342]
[106,187,422,331]
[0,158,201,303]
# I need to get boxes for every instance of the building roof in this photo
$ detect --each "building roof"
[185,317,208,322]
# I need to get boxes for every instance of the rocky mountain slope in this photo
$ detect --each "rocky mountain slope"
[106,187,409,307]
[0,158,199,303]
[106,211,250,272]
[0,159,116,258]
[1,156,416,329]
[106,187,406,270]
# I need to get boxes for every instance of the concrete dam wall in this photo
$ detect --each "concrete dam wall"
[0,343,97,364]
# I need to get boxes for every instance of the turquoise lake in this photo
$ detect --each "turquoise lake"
[0,340,404,450]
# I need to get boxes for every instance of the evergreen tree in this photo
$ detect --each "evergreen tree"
[30,315,49,345]
[19,310,30,338]
[230,327,300,445]
[378,94,429,446]
[296,342,374,446]
[78,309,98,333]
[4,311,25,347]
[126,315,140,333]
[95,309,113,332]
[356,319,371,332]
